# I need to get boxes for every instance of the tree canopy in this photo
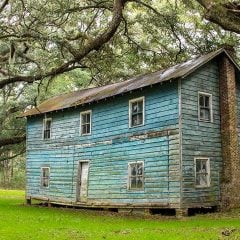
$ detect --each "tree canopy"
[0,0,240,165]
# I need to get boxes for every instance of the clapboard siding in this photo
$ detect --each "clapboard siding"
[181,60,222,207]
[26,81,181,206]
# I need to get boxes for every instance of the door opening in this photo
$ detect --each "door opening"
[77,161,89,202]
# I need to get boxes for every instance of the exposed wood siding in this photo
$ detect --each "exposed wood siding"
[181,60,222,208]
[26,82,181,207]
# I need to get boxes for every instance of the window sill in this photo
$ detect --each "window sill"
[129,124,145,129]
[195,185,210,189]
[80,133,92,136]
[198,119,213,123]
[127,188,145,192]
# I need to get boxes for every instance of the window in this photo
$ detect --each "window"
[195,158,210,187]
[43,118,52,139]
[128,162,144,190]
[198,92,212,122]
[80,110,92,135]
[41,167,50,188]
[129,97,145,127]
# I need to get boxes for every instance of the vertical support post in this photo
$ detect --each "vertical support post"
[26,197,31,205]
[176,208,188,218]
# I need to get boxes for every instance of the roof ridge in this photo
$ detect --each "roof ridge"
[21,48,239,117]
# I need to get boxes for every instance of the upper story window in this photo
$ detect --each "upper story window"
[43,118,52,139]
[128,161,144,190]
[198,92,213,122]
[80,110,92,135]
[195,158,210,188]
[41,167,50,188]
[129,97,145,128]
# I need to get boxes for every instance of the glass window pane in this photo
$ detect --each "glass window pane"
[131,177,136,188]
[196,159,209,186]
[200,108,204,120]
[137,113,143,125]
[199,94,212,122]
[196,160,201,173]
[199,174,208,186]
[42,168,49,187]
[132,115,138,126]
[131,165,137,176]
[204,109,210,121]
[200,107,210,121]
[137,163,142,175]
[43,168,49,177]
[43,119,51,139]
[199,95,204,106]
[196,173,201,186]
[201,161,207,172]
[86,124,90,134]
[138,101,143,112]
[46,120,51,129]
[82,114,86,124]
[86,113,90,123]
[136,177,143,188]
[129,162,143,189]
[82,125,87,134]
[205,96,209,107]
[45,169,49,178]
[132,102,138,113]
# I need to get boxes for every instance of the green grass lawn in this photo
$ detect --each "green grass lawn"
[0,190,240,240]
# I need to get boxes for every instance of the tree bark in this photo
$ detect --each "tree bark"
[196,0,240,34]
[0,136,26,147]
[0,0,127,89]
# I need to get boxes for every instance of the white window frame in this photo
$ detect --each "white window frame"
[41,167,50,188]
[129,96,145,128]
[42,118,52,140]
[198,92,213,122]
[128,161,144,190]
[194,157,210,188]
[80,110,92,136]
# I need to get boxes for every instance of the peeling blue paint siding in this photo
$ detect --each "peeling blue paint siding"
[181,60,222,208]
[26,81,181,206]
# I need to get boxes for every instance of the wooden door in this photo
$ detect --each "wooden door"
[77,161,89,202]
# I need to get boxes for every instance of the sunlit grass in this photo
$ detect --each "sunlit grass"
[0,189,240,239]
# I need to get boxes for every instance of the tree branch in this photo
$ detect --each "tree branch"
[0,135,26,147]
[0,0,9,13]
[0,148,25,162]
[196,0,240,34]
[0,0,127,89]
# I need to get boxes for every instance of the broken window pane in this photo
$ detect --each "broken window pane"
[81,111,91,135]
[129,162,144,190]
[132,102,138,113]
[195,159,209,187]
[41,167,50,188]
[130,98,144,127]
[43,119,51,139]
[199,93,212,122]
[199,95,204,107]
[205,96,210,107]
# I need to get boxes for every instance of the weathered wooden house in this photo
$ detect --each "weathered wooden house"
[22,48,240,216]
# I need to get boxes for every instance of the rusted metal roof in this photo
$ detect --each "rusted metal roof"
[21,48,239,117]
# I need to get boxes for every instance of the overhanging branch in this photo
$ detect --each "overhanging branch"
[196,0,240,34]
[0,0,127,89]
[0,135,26,147]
